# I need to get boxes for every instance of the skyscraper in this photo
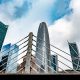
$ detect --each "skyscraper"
[6,44,19,73]
[0,21,8,51]
[51,55,58,73]
[0,43,19,73]
[36,22,51,73]
[0,43,11,73]
[68,42,80,70]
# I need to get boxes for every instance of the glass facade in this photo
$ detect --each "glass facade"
[0,44,19,73]
[0,43,11,72]
[6,44,19,73]
[0,22,8,51]
[36,22,51,73]
[51,55,58,73]
[68,42,80,70]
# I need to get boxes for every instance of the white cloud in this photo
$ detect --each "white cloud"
[0,0,24,18]
[70,0,80,13]
[49,16,73,70]
[48,0,80,70]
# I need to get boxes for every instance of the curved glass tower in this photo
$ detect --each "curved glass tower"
[36,22,51,73]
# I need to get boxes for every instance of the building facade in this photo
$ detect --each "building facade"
[36,22,51,73]
[51,55,58,73]
[0,43,19,73]
[0,21,8,51]
[0,43,11,73]
[68,42,80,70]
[6,44,19,73]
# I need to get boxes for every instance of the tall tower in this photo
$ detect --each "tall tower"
[51,55,58,73]
[0,44,19,73]
[6,44,19,73]
[68,42,80,70]
[0,43,11,73]
[0,21,8,51]
[36,22,51,73]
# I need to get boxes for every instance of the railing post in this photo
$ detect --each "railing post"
[24,32,33,74]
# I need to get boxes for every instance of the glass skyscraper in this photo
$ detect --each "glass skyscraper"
[0,43,11,72]
[0,43,19,73]
[68,42,80,70]
[51,55,58,73]
[6,44,19,73]
[0,21,8,51]
[36,22,51,73]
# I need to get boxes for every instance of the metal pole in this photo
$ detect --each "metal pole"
[24,32,33,74]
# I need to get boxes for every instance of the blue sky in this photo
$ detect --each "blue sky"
[0,0,72,23]
[0,0,72,44]
[13,0,31,19]
[0,0,80,69]
[13,0,72,24]
[0,0,73,44]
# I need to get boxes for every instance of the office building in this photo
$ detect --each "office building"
[6,44,19,73]
[0,21,8,51]
[36,22,51,73]
[68,42,80,70]
[51,55,58,73]
[0,43,11,73]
